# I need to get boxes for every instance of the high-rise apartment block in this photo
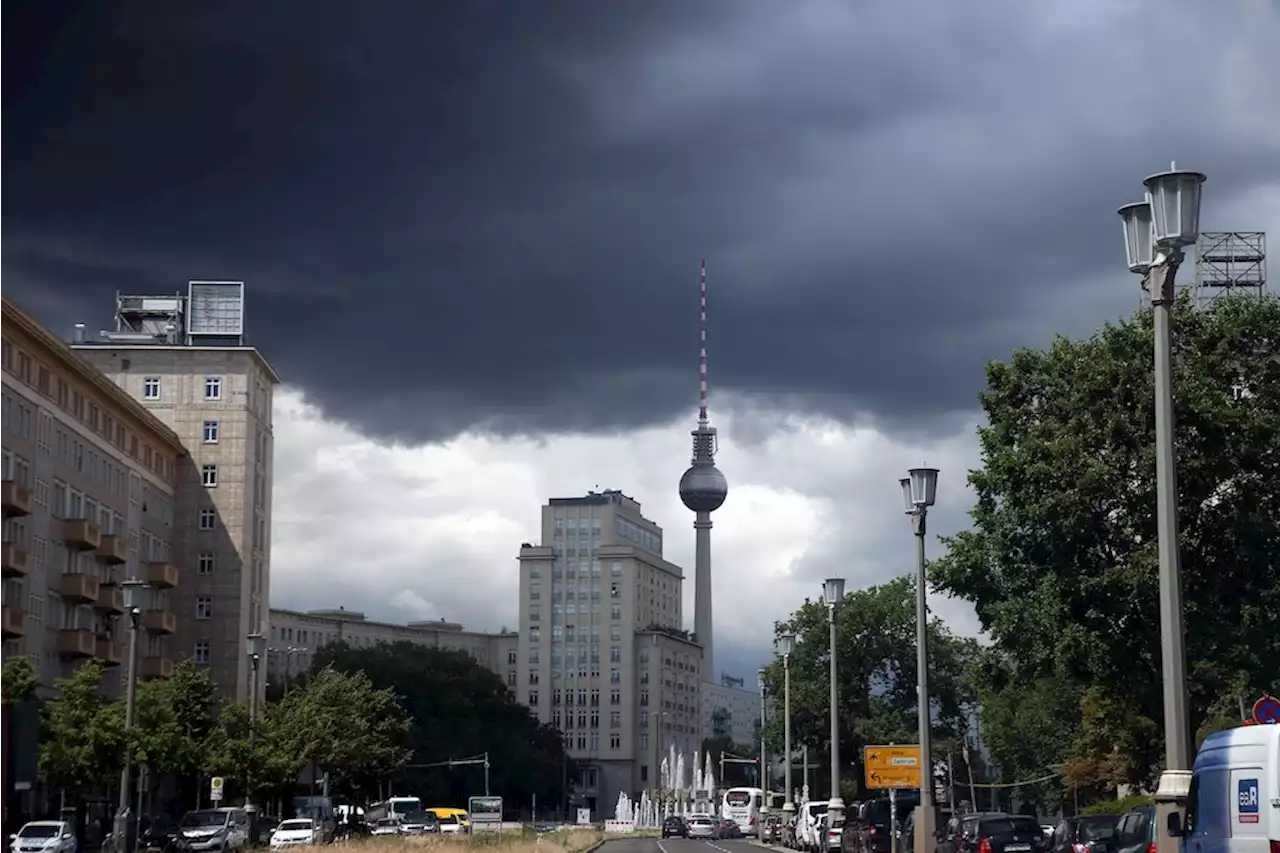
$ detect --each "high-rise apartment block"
[72,284,278,701]
[517,490,702,816]
[2,296,184,692]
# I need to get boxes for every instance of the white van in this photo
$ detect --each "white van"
[1184,723,1279,853]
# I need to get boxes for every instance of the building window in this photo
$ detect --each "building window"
[201,464,218,487]
[143,378,161,399]
[528,691,539,706]
[196,597,212,619]
[609,734,621,750]
[610,605,621,620]
[199,508,216,529]
[202,420,220,443]
[194,641,210,664]
[197,552,215,574]
[507,650,517,665]
[204,377,223,400]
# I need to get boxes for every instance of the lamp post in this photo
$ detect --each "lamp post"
[1117,168,1205,853]
[900,467,938,853]
[776,633,796,824]
[246,633,265,839]
[758,668,769,811]
[113,579,147,853]
[821,578,846,822]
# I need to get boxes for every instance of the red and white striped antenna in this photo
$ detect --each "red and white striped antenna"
[698,259,710,426]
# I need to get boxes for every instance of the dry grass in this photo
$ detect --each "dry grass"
[326,829,605,853]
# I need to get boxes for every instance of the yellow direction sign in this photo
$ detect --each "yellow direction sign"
[863,745,922,790]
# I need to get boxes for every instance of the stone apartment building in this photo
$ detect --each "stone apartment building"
[2,295,184,692]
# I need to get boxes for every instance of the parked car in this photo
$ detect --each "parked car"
[1048,816,1119,853]
[762,815,784,844]
[9,821,78,853]
[662,817,688,839]
[398,813,439,836]
[269,819,318,850]
[1112,808,1155,853]
[370,818,402,837]
[436,815,464,836]
[847,794,921,853]
[175,808,250,853]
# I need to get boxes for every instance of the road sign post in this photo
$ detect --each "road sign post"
[863,745,922,790]
[209,777,224,802]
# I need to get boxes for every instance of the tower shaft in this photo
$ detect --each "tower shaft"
[694,512,714,676]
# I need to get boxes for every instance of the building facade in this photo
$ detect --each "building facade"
[516,490,702,817]
[266,606,516,687]
[2,296,184,693]
[701,676,763,749]
[74,343,279,702]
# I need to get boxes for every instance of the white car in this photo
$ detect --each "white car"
[269,820,317,850]
[370,819,401,838]
[9,822,77,853]
[437,816,464,836]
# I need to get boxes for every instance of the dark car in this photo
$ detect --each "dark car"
[1112,808,1155,853]
[1049,817,1119,853]
[960,815,1048,853]
[846,794,921,853]
[137,818,180,853]
[663,816,688,839]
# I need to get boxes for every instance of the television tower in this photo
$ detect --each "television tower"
[679,259,728,675]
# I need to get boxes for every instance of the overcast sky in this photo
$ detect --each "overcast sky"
[5,0,1279,681]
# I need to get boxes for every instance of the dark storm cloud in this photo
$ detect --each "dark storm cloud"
[5,0,1279,440]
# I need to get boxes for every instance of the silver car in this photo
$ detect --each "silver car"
[687,817,718,839]
[9,822,77,853]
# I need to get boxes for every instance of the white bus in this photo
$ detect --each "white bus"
[722,787,766,836]
[366,796,423,823]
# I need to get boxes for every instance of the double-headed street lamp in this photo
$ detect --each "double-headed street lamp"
[1117,168,1205,853]
[900,467,938,853]
[758,668,769,810]
[113,578,148,853]
[246,632,266,837]
[776,633,796,822]
[821,578,846,822]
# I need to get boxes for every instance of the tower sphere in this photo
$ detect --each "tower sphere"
[679,464,728,512]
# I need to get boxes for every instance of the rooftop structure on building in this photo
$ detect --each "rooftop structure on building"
[70,281,278,703]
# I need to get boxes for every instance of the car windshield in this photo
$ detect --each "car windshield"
[181,812,228,828]
[1079,820,1117,841]
[377,819,398,827]
[19,825,60,839]
[440,816,458,825]
[277,821,313,832]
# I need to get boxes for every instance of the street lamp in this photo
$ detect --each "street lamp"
[113,578,147,853]
[247,633,265,719]
[821,578,846,821]
[901,467,938,853]
[1117,168,1205,853]
[776,633,796,823]
[758,668,769,813]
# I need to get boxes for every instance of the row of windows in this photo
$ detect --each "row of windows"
[558,731,623,752]
[1,341,174,481]
[142,375,224,402]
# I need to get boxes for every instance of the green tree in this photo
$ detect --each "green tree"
[312,641,572,806]
[269,665,411,800]
[131,660,221,786]
[3,655,39,703]
[931,293,1280,790]
[760,577,980,800]
[203,701,303,804]
[38,661,126,795]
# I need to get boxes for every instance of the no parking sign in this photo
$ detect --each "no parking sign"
[1252,694,1280,725]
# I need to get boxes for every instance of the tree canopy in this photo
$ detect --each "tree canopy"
[761,577,980,801]
[312,641,572,805]
[931,293,1280,795]
[3,655,39,703]
[38,660,125,794]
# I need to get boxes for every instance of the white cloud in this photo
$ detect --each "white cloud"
[269,387,985,677]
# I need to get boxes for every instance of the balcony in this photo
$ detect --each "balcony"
[146,561,179,589]
[57,629,96,659]
[59,518,102,551]
[1,605,23,639]
[142,609,177,635]
[1,542,29,578]
[95,535,127,565]
[57,573,100,604]
[1,480,31,517]
[95,585,125,615]
[95,638,124,667]
[140,657,174,679]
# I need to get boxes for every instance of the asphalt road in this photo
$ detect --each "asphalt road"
[602,837,763,853]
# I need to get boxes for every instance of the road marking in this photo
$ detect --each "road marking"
[705,842,739,853]
[657,841,669,853]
